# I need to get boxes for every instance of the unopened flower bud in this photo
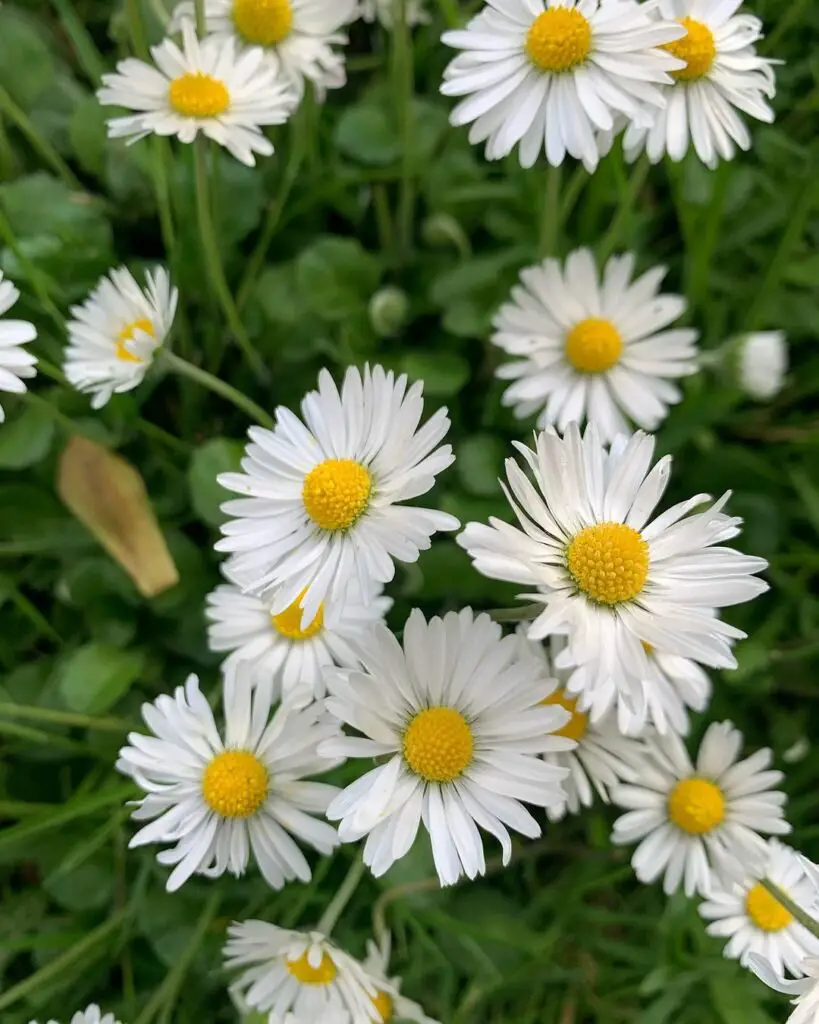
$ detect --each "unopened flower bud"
[369,286,409,338]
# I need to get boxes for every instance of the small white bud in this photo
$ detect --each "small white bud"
[737,331,788,401]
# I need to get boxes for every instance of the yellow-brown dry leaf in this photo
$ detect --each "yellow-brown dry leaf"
[57,436,179,598]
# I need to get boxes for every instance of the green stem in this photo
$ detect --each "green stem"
[0,85,82,190]
[0,202,66,331]
[194,0,207,34]
[559,164,588,229]
[687,162,730,311]
[538,165,562,257]
[162,349,275,428]
[393,0,415,263]
[50,0,107,83]
[598,155,650,263]
[760,879,819,939]
[317,854,367,936]
[489,602,543,624]
[0,702,132,732]
[151,136,175,253]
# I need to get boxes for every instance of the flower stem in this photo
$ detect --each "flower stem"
[194,0,207,35]
[598,155,650,263]
[538,164,562,257]
[392,0,415,264]
[760,879,819,940]
[489,603,543,624]
[317,854,367,936]
[0,85,82,190]
[162,349,275,429]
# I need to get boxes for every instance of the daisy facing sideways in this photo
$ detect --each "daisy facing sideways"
[97,22,296,166]
[29,1008,122,1024]
[217,364,458,628]
[458,424,768,725]
[320,608,573,886]
[363,932,441,1023]
[116,670,341,891]
[611,720,790,896]
[748,953,819,1024]
[0,270,37,422]
[491,249,699,443]
[64,266,177,409]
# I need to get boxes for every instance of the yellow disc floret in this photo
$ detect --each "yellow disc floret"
[115,317,154,363]
[664,17,717,81]
[271,589,324,640]
[566,522,649,605]
[233,0,293,45]
[525,8,592,73]
[668,777,726,835]
[745,883,793,933]
[168,72,230,118]
[541,688,588,742]
[286,950,338,986]
[201,750,268,818]
[403,707,474,783]
[564,317,623,374]
[372,990,395,1022]
[302,458,372,531]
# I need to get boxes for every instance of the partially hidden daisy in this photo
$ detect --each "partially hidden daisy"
[611,720,790,896]
[216,364,458,628]
[97,22,297,166]
[620,0,778,168]
[320,608,573,886]
[748,953,819,1024]
[64,266,177,409]
[458,425,769,725]
[224,921,380,1022]
[206,572,392,703]
[0,270,37,423]
[491,249,699,443]
[359,0,430,29]
[116,670,341,891]
[29,1007,122,1024]
[737,330,788,401]
[170,0,358,99]
[699,839,819,978]
[440,0,685,171]
[363,933,441,1023]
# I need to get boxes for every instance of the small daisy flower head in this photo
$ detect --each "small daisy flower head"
[64,266,177,410]
[170,0,357,99]
[440,0,685,171]
[458,425,769,724]
[622,0,778,168]
[611,720,791,896]
[359,0,430,29]
[116,671,341,891]
[0,270,37,423]
[492,250,699,443]
[29,1008,122,1024]
[206,573,392,703]
[217,364,458,629]
[699,840,819,978]
[321,608,573,886]
[97,22,296,166]
[737,330,788,401]
[748,953,819,1024]
[224,921,379,1022]
[363,933,441,1023]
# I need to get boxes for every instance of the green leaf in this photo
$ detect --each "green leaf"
[296,237,381,321]
[0,403,55,470]
[401,351,470,397]
[0,8,54,107]
[68,94,108,176]
[455,435,505,497]
[58,643,145,714]
[254,263,305,326]
[188,438,244,527]
[335,104,401,166]
[709,975,776,1024]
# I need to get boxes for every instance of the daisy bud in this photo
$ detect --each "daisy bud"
[736,331,788,401]
[369,286,409,338]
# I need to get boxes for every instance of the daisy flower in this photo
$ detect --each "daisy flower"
[216,364,458,629]
[0,270,37,423]
[610,720,790,896]
[97,22,296,166]
[491,249,699,443]
[440,0,685,171]
[363,933,441,1023]
[748,954,819,1024]
[320,608,573,886]
[170,0,357,98]
[457,424,768,723]
[737,331,788,401]
[224,921,380,1022]
[63,266,177,410]
[621,0,778,168]
[205,573,392,703]
[699,840,819,978]
[359,0,430,29]
[116,671,341,892]
[30,1007,121,1024]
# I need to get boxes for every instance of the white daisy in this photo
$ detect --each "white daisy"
[29,1007,121,1024]
[737,331,788,401]
[216,364,458,629]
[621,0,778,168]
[491,249,699,443]
[611,720,791,896]
[748,954,819,1024]
[170,0,357,98]
[63,266,177,410]
[699,840,819,978]
[320,608,573,886]
[0,270,37,423]
[97,22,296,166]
[224,921,379,1022]
[363,933,440,1023]
[116,670,341,892]
[440,0,685,171]
[457,424,769,724]
[359,0,430,29]
[205,573,392,703]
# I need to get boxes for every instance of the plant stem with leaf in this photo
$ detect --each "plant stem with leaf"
[162,349,275,428]
[317,854,367,935]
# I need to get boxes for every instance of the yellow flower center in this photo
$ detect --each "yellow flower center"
[115,317,154,363]
[668,777,726,835]
[525,8,592,73]
[745,883,793,933]
[233,0,293,45]
[566,522,649,605]
[664,17,717,81]
[285,951,337,986]
[403,707,474,783]
[302,458,372,532]
[372,990,394,1022]
[270,590,324,641]
[168,72,230,118]
[201,750,268,818]
[564,317,623,374]
[541,688,588,742]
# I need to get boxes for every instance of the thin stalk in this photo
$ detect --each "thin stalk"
[559,164,589,228]
[162,349,275,428]
[0,86,82,190]
[393,0,415,263]
[687,161,730,310]
[598,155,650,263]
[538,165,562,257]
[489,602,543,623]
[0,702,132,732]
[194,0,207,35]
[0,203,66,331]
[6,583,63,643]
[50,0,107,83]
[151,136,175,253]
[760,879,819,939]
[317,854,367,936]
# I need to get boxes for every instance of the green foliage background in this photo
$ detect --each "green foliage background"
[1,0,818,1021]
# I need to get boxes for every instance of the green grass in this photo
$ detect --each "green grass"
[1,0,819,1021]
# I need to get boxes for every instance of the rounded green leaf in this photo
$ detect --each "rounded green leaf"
[59,643,145,714]
[0,403,55,470]
[188,437,244,527]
